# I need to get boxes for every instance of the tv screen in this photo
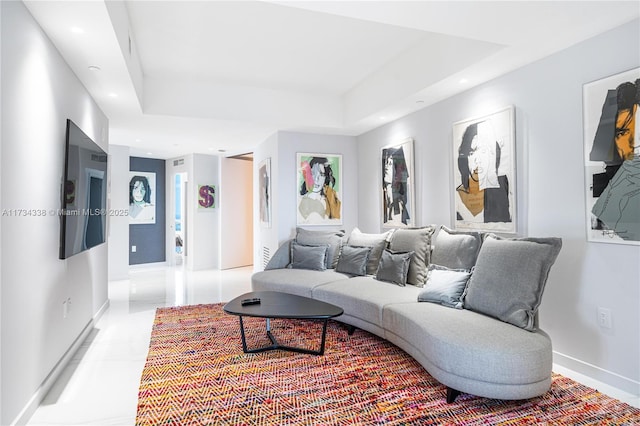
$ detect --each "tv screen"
[59,119,108,259]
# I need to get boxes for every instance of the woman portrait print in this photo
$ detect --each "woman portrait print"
[297,154,342,225]
[129,173,156,224]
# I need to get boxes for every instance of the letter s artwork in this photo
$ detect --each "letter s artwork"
[198,185,216,209]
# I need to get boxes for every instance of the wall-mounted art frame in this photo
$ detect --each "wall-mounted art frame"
[452,105,516,233]
[129,171,156,224]
[259,158,271,228]
[197,184,216,209]
[296,153,342,226]
[583,68,639,245]
[381,138,415,228]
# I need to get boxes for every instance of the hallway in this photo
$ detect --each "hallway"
[27,265,253,425]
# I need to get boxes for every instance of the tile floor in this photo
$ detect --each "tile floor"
[26,263,638,425]
[27,264,253,426]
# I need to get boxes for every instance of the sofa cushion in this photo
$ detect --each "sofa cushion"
[375,249,413,286]
[462,234,562,331]
[295,227,345,269]
[335,245,372,276]
[417,264,471,308]
[388,226,436,286]
[431,226,482,270]
[264,239,293,270]
[383,303,552,388]
[251,269,351,298]
[289,242,328,271]
[347,228,392,275]
[312,277,421,328]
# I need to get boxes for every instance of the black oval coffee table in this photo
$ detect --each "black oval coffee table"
[223,291,343,355]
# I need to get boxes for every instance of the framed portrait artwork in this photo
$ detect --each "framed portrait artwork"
[382,138,415,228]
[259,158,272,228]
[452,106,516,233]
[129,171,156,224]
[296,153,343,226]
[583,68,639,245]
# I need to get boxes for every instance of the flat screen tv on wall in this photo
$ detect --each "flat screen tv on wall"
[59,119,108,259]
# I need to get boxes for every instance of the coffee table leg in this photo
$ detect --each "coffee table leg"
[316,319,329,355]
[237,317,331,355]
[238,316,250,353]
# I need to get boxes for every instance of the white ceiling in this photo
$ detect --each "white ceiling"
[23,1,640,159]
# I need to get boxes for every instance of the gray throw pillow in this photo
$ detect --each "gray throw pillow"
[375,249,414,286]
[289,242,328,271]
[295,227,345,269]
[430,226,482,270]
[335,245,372,276]
[462,234,562,331]
[347,228,392,275]
[264,239,293,270]
[388,226,436,286]
[417,264,471,309]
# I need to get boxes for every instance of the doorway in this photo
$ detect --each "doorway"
[174,172,188,265]
[220,155,254,269]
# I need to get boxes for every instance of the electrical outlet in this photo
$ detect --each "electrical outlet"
[132,245,137,253]
[597,307,612,329]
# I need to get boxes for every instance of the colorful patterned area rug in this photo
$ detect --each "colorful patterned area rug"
[136,304,639,425]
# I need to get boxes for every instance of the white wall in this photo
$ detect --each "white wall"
[253,132,280,270]
[191,154,220,270]
[1,2,109,424]
[108,144,130,280]
[253,131,359,270]
[277,132,359,240]
[165,154,221,270]
[220,158,253,269]
[358,20,640,396]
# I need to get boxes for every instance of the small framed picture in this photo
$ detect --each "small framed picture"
[259,158,271,228]
[381,138,415,228]
[129,172,156,224]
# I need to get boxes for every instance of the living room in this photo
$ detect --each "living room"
[1,1,639,425]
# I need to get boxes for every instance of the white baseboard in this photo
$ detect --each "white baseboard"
[553,351,640,408]
[12,299,110,426]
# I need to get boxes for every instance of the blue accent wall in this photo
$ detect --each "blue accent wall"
[130,157,166,264]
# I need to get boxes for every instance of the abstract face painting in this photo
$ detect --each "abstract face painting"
[381,138,414,228]
[297,153,342,226]
[584,68,640,244]
[452,106,516,233]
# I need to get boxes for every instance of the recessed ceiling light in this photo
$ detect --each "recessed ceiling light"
[416,100,424,104]
[108,93,118,98]
[459,78,469,84]
[379,116,386,120]
[88,66,101,72]
[146,152,153,155]
[70,27,84,34]
[135,138,141,142]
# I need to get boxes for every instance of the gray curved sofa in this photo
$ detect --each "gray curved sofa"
[252,226,562,402]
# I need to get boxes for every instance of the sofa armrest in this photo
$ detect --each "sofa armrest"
[265,239,293,270]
